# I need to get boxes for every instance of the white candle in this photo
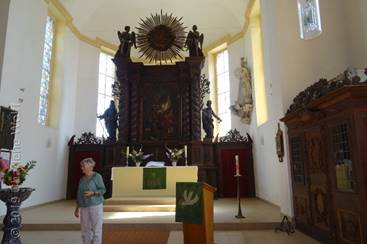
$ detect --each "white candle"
[126,146,129,158]
[235,155,240,175]
[184,145,187,158]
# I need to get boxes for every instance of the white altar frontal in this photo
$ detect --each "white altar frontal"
[111,166,198,197]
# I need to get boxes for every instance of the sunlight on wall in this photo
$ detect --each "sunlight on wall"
[48,19,65,128]
[250,15,268,126]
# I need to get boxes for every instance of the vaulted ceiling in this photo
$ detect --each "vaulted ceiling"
[59,0,249,52]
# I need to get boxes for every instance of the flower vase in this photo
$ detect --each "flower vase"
[0,187,35,244]
[171,161,177,167]
[136,162,141,167]
[11,185,19,192]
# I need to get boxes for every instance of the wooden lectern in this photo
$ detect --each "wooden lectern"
[182,183,216,244]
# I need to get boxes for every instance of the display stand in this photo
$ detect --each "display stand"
[275,216,295,235]
[0,187,34,244]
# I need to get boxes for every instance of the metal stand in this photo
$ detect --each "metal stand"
[274,216,295,235]
[234,174,245,218]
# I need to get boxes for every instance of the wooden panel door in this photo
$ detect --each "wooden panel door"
[288,133,310,229]
[304,126,334,241]
[328,115,365,244]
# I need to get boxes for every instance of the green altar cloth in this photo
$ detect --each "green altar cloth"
[143,167,167,190]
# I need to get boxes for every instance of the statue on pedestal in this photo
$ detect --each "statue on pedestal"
[185,25,204,57]
[230,57,253,124]
[202,100,221,141]
[114,26,136,61]
[98,100,118,143]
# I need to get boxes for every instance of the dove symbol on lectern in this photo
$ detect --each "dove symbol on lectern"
[181,190,199,206]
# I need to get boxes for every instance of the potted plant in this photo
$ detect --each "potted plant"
[128,148,152,167]
[0,160,36,244]
[3,161,36,190]
[165,146,184,166]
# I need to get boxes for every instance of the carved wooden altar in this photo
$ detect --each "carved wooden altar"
[115,56,203,144]
[66,57,256,199]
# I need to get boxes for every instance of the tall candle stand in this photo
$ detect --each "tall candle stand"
[234,174,245,218]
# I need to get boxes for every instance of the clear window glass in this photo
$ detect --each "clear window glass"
[96,52,116,138]
[333,123,355,192]
[38,16,55,126]
[291,137,305,184]
[216,50,231,136]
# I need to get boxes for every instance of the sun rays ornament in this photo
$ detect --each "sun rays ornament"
[136,10,186,63]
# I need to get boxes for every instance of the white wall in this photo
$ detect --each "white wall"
[242,0,353,216]
[214,0,357,217]
[73,43,100,137]
[343,0,367,68]
[0,0,80,214]
[0,0,10,87]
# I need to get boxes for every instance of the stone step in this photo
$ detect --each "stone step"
[105,197,175,206]
[103,204,175,212]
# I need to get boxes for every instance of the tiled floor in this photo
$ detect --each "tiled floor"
[18,198,281,226]
[1,230,319,244]
[0,198,319,243]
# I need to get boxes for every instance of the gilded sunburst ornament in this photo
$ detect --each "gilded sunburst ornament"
[136,10,186,63]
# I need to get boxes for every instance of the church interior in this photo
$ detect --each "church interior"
[0,0,366,243]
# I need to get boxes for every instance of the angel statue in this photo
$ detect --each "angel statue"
[185,25,204,57]
[230,57,253,124]
[114,25,136,60]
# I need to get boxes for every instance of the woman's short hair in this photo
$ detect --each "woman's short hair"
[80,157,96,167]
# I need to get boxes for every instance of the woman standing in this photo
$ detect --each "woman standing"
[74,158,106,244]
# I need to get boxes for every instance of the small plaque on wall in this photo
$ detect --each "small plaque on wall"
[297,0,322,40]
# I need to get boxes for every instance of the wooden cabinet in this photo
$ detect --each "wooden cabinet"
[282,86,367,243]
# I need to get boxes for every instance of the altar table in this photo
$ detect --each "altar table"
[111,166,198,197]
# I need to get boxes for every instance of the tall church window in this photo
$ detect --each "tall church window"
[216,49,231,136]
[38,16,55,126]
[96,52,115,138]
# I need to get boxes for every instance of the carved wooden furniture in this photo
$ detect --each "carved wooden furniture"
[66,133,113,199]
[216,130,255,198]
[0,106,17,150]
[115,57,204,145]
[282,83,367,243]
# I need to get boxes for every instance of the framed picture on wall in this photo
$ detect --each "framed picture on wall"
[297,0,322,40]
[0,149,11,163]
[141,82,182,142]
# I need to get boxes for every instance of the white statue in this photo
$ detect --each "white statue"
[230,57,253,124]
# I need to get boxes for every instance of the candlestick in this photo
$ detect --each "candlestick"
[126,146,129,166]
[235,155,240,175]
[184,145,188,166]
[234,174,245,218]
